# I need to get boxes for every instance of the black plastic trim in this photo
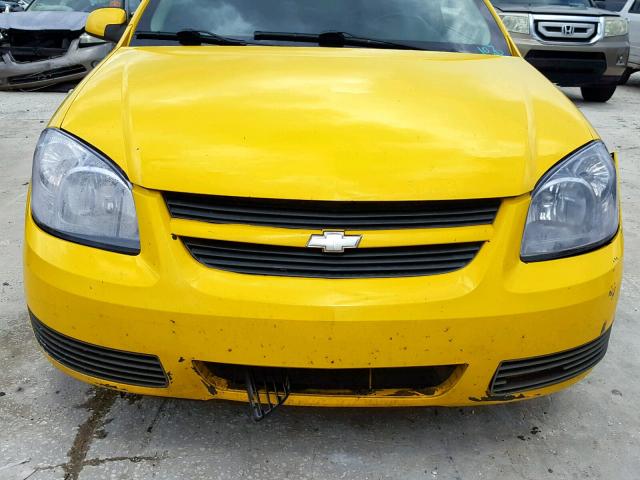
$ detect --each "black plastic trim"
[489,328,611,395]
[182,237,483,278]
[205,362,459,393]
[164,192,501,230]
[8,65,87,85]
[104,23,127,43]
[30,311,168,388]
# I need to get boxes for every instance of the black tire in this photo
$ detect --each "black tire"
[580,85,617,102]
[619,68,633,85]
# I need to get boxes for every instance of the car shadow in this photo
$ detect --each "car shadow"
[562,74,640,106]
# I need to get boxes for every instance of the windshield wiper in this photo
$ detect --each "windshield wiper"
[254,31,423,51]
[136,30,247,46]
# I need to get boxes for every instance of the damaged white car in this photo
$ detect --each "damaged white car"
[0,0,136,90]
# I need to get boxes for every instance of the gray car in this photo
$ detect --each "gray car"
[0,0,137,90]
[493,0,630,101]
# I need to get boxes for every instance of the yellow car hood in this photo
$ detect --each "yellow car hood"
[59,46,596,200]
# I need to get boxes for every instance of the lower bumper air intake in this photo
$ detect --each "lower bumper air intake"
[30,313,168,388]
[490,328,611,396]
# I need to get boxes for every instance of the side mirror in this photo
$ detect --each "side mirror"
[86,8,127,43]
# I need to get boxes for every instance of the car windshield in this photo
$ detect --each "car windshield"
[132,0,511,55]
[492,0,594,7]
[27,0,120,12]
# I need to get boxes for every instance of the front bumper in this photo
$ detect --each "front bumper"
[0,40,111,90]
[23,188,623,407]
[512,33,629,86]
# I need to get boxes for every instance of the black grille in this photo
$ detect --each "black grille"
[526,51,607,74]
[30,313,168,388]
[182,237,483,278]
[8,65,86,85]
[164,192,500,230]
[490,329,611,396]
[204,363,459,393]
[525,51,607,86]
[6,29,75,62]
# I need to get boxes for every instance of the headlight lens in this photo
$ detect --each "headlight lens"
[500,14,530,35]
[78,32,107,46]
[521,142,618,261]
[604,17,628,37]
[31,129,140,254]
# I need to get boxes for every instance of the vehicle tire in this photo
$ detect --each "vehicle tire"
[618,68,632,85]
[580,85,617,102]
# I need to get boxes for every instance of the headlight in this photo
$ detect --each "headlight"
[31,129,140,254]
[500,14,530,35]
[604,17,628,37]
[78,32,107,46]
[521,141,618,262]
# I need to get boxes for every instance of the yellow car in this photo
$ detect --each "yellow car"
[24,0,622,419]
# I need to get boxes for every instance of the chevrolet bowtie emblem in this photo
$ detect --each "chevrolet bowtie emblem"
[307,231,362,253]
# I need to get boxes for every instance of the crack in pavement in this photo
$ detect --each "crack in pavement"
[27,454,166,477]
[18,388,169,479]
[82,454,166,467]
[63,388,118,480]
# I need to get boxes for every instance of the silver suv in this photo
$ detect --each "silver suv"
[596,0,640,83]
[493,0,630,102]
